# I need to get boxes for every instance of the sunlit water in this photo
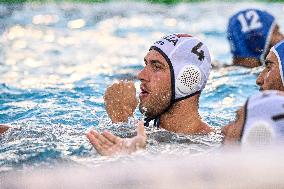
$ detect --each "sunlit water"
[0,1,284,186]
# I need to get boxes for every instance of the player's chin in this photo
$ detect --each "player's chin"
[139,102,156,118]
[139,103,147,114]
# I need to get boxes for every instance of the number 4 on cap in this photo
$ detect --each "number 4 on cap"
[192,42,205,61]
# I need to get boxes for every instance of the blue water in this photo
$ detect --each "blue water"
[0,2,283,172]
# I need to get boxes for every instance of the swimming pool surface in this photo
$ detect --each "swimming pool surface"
[1,1,284,173]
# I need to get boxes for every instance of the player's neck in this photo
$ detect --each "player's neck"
[159,96,212,134]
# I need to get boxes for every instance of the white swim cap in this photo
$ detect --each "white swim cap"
[150,34,212,103]
[241,90,284,145]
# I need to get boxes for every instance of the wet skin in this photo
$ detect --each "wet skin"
[256,51,284,91]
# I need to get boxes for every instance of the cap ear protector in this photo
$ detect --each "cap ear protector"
[176,65,202,96]
[240,90,284,145]
[241,121,275,146]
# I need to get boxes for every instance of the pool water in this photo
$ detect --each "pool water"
[0,1,284,172]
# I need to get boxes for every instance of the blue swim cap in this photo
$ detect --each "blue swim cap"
[227,9,275,62]
[271,39,284,87]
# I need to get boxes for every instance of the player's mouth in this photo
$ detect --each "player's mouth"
[139,85,150,100]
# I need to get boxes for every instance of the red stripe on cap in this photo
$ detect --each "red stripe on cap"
[176,34,193,38]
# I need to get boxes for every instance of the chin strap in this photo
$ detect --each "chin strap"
[143,91,200,129]
[144,117,160,128]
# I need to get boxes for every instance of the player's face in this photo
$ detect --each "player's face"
[138,50,172,118]
[256,51,284,91]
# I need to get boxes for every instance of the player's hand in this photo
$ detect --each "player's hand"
[104,81,138,123]
[86,121,146,156]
